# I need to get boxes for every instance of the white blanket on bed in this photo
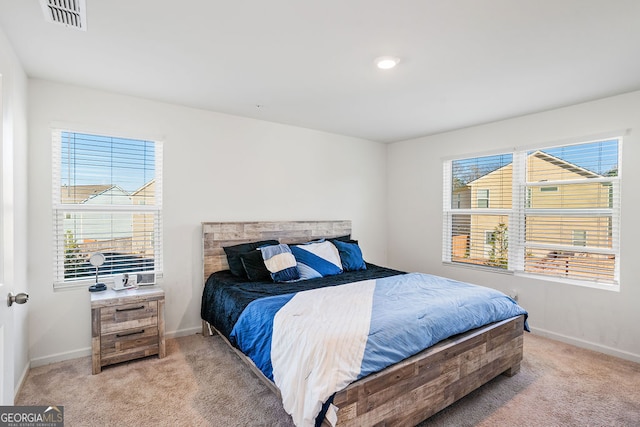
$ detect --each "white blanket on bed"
[271,280,376,427]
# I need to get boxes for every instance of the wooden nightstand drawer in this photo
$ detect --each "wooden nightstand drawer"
[101,300,158,334]
[100,327,160,366]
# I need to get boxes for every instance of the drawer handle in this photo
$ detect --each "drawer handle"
[116,305,145,312]
[116,329,145,338]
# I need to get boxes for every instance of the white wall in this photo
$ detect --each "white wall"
[387,90,640,362]
[27,79,388,364]
[0,25,29,397]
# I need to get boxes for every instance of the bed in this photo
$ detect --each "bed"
[201,220,527,426]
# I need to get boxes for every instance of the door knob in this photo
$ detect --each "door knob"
[7,292,29,307]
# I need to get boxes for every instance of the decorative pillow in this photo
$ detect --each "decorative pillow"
[240,249,272,281]
[223,240,279,277]
[332,239,366,271]
[260,244,300,282]
[290,240,343,279]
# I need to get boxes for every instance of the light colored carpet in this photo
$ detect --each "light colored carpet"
[17,333,640,426]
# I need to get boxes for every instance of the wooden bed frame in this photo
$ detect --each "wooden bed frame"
[202,220,524,426]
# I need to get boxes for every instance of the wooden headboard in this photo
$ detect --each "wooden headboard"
[202,220,351,284]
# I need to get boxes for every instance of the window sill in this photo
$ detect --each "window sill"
[54,272,163,292]
[53,280,95,292]
[442,262,620,292]
[514,271,620,292]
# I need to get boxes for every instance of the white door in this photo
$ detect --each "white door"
[0,75,15,405]
[0,236,12,406]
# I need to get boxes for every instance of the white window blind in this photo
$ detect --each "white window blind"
[443,153,513,269]
[52,130,163,289]
[521,140,619,285]
[443,137,621,289]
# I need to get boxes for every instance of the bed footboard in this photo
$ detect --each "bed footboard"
[332,315,525,426]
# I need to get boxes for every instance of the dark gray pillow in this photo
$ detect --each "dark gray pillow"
[223,240,279,277]
[240,249,272,281]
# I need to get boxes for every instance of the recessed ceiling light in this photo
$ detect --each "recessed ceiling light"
[375,56,400,70]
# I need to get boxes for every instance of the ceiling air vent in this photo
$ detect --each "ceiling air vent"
[40,0,87,31]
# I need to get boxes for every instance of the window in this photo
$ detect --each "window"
[444,153,512,268]
[477,189,490,208]
[572,230,587,247]
[443,137,621,289]
[485,230,495,245]
[52,130,163,289]
[453,193,461,209]
[540,186,558,192]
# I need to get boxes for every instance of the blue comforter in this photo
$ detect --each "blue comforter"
[229,272,528,426]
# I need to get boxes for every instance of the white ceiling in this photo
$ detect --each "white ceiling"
[1,1,639,143]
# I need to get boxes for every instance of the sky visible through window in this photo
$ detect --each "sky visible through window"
[452,154,512,187]
[538,139,618,176]
[61,131,156,193]
[453,139,618,185]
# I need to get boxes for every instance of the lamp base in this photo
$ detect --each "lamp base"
[89,283,107,292]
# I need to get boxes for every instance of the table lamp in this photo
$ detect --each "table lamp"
[88,252,107,292]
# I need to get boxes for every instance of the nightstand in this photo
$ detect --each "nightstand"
[90,287,165,374]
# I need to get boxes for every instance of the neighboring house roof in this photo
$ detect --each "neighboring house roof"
[60,184,132,204]
[131,179,155,196]
[60,185,113,204]
[529,150,601,179]
[467,150,602,186]
[466,165,509,187]
[130,179,155,205]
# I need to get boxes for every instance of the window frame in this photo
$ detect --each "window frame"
[443,136,622,291]
[51,128,163,290]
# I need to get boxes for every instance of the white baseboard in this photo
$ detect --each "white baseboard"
[165,326,202,339]
[530,327,640,364]
[14,362,30,401]
[30,347,92,368]
[29,327,203,368]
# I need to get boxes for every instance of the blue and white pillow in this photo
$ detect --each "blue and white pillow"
[291,240,343,280]
[260,244,300,282]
